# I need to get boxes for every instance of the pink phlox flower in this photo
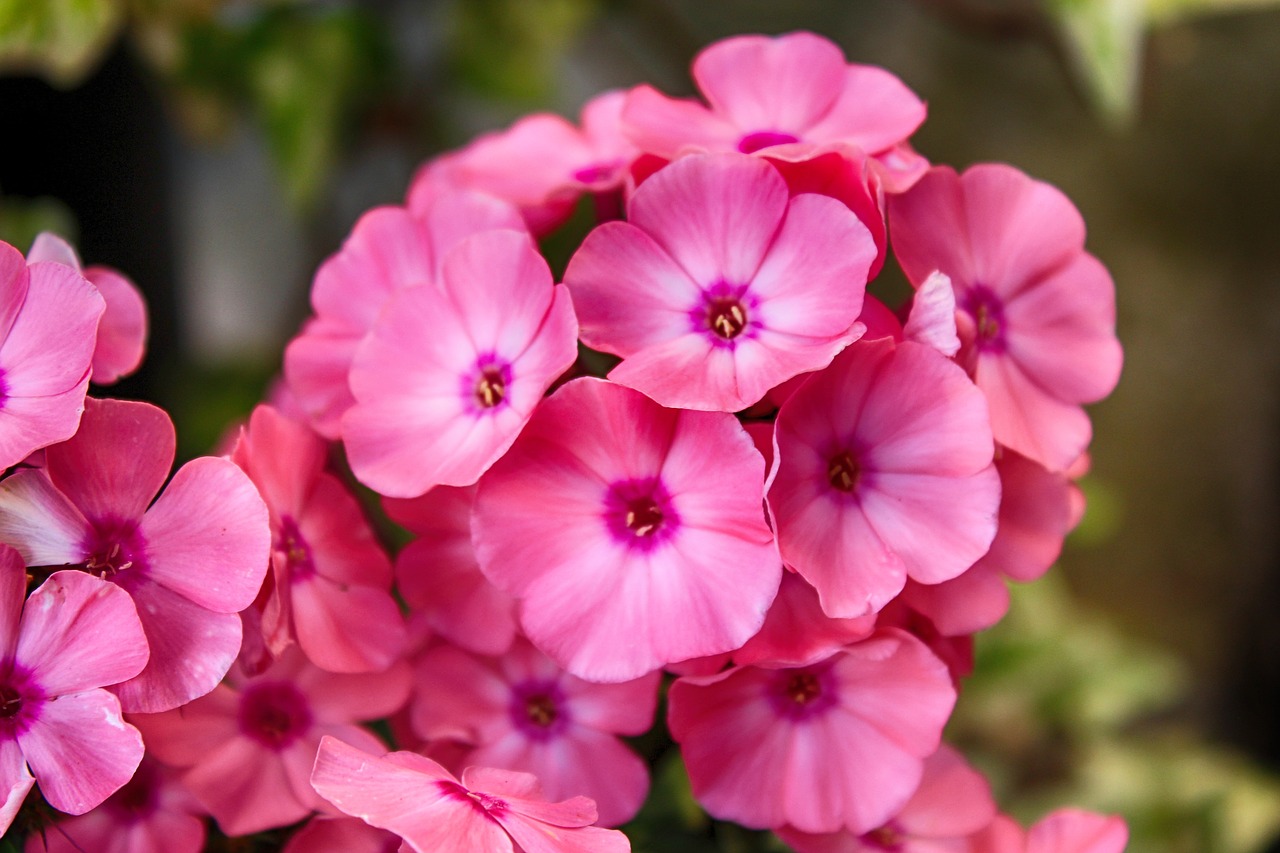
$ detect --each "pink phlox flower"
[732,570,875,668]
[406,90,640,234]
[383,484,518,657]
[283,191,526,438]
[26,232,148,385]
[622,32,925,162]
[0,397,270,713]
[776,743,997,853]
[767,337,1000,619]
[889,164,1123,472]
[233,404,406,673]
[24,757,206,853]
[410,637,660,826]
[564,153,875,412]
[473,377,781,683]
[283,815,404,853]
[874,600,976,684]
[341,229,579,498]
[902,271,961,357]
[668,628,956,834]
[132,646,411,837]
[968,810,1128,853]
[0,240,103,470]
[0,549,148,836]
[311,737,632,853]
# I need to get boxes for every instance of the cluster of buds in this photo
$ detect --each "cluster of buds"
[0,30,1125,853]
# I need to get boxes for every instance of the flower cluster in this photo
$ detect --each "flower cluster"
[0,30,1126,853]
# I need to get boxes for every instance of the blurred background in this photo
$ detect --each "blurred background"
[1,1,1278,850]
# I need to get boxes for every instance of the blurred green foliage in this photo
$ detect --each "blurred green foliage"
[0,194,77,252]
[0,0,122,84]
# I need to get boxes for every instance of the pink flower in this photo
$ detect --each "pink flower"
[233,404,406,673]
[623,32,925,161]
[24,758,206,853]
[311,736,632,853]
[731,571,875,668]
[767,337,1000,618]
[775,744,996,852]
[26,231,148,385]
[283,191,525,438]
[342,229,579,497]
[0,397,270,712]
[969,809,1128,853]
[384,485,518,657]
[473,378,781,682]
[668,629,956,834]
[411,637,660,826]
[133,647,411,836]
[284,815,403,853]
[0,240,103,469]
[0,550,148,836]
[889,164,1123,471]
[407,90,639,233]
[564,153,875,411]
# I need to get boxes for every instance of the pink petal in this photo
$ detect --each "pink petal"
[300,659,413,725]
[627,153,788,287]
[888,166,975,288]
[25,232,81,268]
[1027,809,1128,853]
[128,683,240,767]
[283,316,361,439]
[283,816,403,853]
[0,382,90,471]
[692,33,846,137]
[979,450,1073,583]
[412,188,526,252]
[561,669,662,737]
[0,737,33,837]
[85,265,148,384]
[18,689,143,815]
[901,564,1011,637]
[292,577,407,673]
[804,65,927,154]
[0,548,22,660]
[494,812,630,853]
[897,744,996,838]
[975,352,1093,472]
[46,398,174,524]
[0,244,27,344]
[902,271,960,356]
[0,472,88,575]
[733,571,876,667]
[183,735,310,835]
[110,582,243,713]
[140,456,270,613]
[17,571,147,694]
[0,262,102,397]
[620,85,740,159]
[411,645,510,743]
[234,404,326,515]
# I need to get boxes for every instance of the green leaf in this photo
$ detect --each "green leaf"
[1047,0,1146,128]
[0,0,123,85]
[0,195,78,252]
[1146,0,1280,24]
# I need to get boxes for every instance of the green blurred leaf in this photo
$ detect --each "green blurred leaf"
[0,0,123,85]
[0,195,78,252]
[1146,0,1280,23]
[449,0,598,101]
[1047,0,1146,128]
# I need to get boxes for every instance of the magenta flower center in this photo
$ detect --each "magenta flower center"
[862,823,906,851]
[82,517,148,582]
[706,297,749,340]
[963,287,1007,351]
[510,680,569,740]
[274,515,315,580]
[238,681,313,750]
[0,684,22,720]
[826,451,860,493]
[474,367,507,409]
[604,478,680,551]
[106,763,160,823]
[464,354,513,414]
[441,780,509,816]
[737,130,800,153]
[768,666,838,721]
[691,282,759,348]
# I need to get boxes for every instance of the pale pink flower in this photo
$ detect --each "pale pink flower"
[26,232,148,385]
[24,758,206,853]
[283,192,526,437]
[767,337,1000,618]
[0,240,103,469]
[0,550,148,836]
[564,153,874,411]
[342,229,577,497]
[889,164,1123,471]
[0,397,270,712]
[668,629,955,834]
[311,736,632,853]
[383,485,518,657]
[969,810,1128,853]
[411,638,660,826]
[776,744,996,852]
[407,90,639,233]
[623,32,925,162]
[133,647,411,837]
[473,378,781,682]
[233,404,406,673]
[284,815,403,853]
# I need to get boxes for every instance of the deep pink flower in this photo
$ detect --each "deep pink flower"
[283,192,526,438]
[473,378,781,682]
[0,550,148,836]
[0,397,270,712]
[411,637,660,826]
[776,744,996,852]
[623,32,925,162]
[384,485,518,657]
[889,164,1123,471]
[407,90,639,234]
[342,229,578,497]
[133,647,411,836]
[564,153,874,411]
[668,629,955,834]
[24,758,206,853]
[26,231,148,385]
[233,404,406,673]
[284,815,403,853]
[0,240,103,469]
[768,337,1000,618]
[311,737,632,853]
